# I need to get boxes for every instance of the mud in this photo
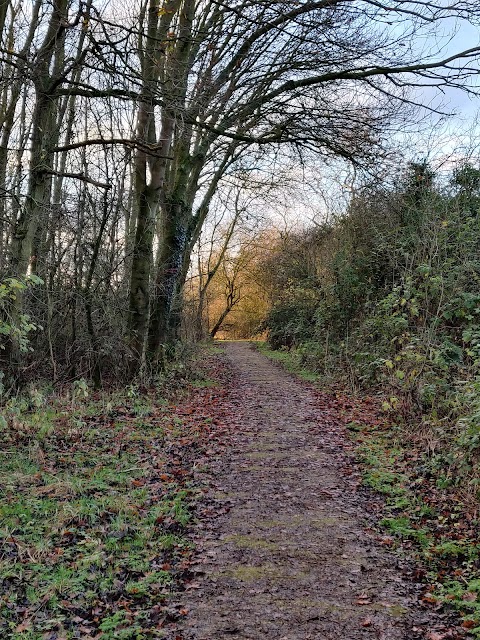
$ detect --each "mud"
[181,342,445,640]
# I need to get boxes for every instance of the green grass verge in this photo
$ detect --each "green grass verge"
[0,390,200,639]
[352,427,480,636]
[255,342,320,382]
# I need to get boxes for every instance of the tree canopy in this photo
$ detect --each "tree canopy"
[1,0,480,380]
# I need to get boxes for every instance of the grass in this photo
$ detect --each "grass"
[0,388,202,639]
[189,378,217,388]
[352,425,480,636]
[255,342,320,382]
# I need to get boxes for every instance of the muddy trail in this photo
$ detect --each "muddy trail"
[179,342,453,640]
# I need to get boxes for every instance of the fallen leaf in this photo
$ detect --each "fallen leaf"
[355,597,372,605]
[15,621,32,633]
[422,594,438,604]
[462,620,476,629]
[426,631,450,640]
[462,592,477,602]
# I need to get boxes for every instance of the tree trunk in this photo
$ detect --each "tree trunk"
[7,0,67,368]
[127,184,158,362]
[210,291,240,339]
[126,0,179,371]
[147,197,189,359]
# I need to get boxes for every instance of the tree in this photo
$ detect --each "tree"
[201,233,270,340]
[3,0,480,380]
[129,0,480,365]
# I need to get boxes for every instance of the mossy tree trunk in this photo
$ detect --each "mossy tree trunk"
[126,0,181,368]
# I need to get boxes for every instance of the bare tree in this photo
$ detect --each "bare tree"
[138,0,480,365]
[2,0,480,380]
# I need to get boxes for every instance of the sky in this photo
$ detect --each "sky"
[430,17,480,120]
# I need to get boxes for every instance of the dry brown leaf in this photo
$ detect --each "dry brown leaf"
[355,598,372,605]
[425,631,450,640]
[15,621,32,633]
[462,620,476,629]
[462,592,477,602]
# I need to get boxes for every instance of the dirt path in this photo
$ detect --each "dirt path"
[182,342,437,640]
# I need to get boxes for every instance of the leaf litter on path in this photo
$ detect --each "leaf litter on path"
[176,342,468,640]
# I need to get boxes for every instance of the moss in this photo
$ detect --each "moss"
[226,563,307,582]
[245,451,273,459]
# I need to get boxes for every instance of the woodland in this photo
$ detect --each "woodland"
[3,1,480,639]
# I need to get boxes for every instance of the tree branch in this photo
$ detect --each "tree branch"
[44,170,111,189]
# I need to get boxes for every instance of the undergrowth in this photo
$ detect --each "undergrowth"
[354,426,480,637]
[0,350,218,639]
